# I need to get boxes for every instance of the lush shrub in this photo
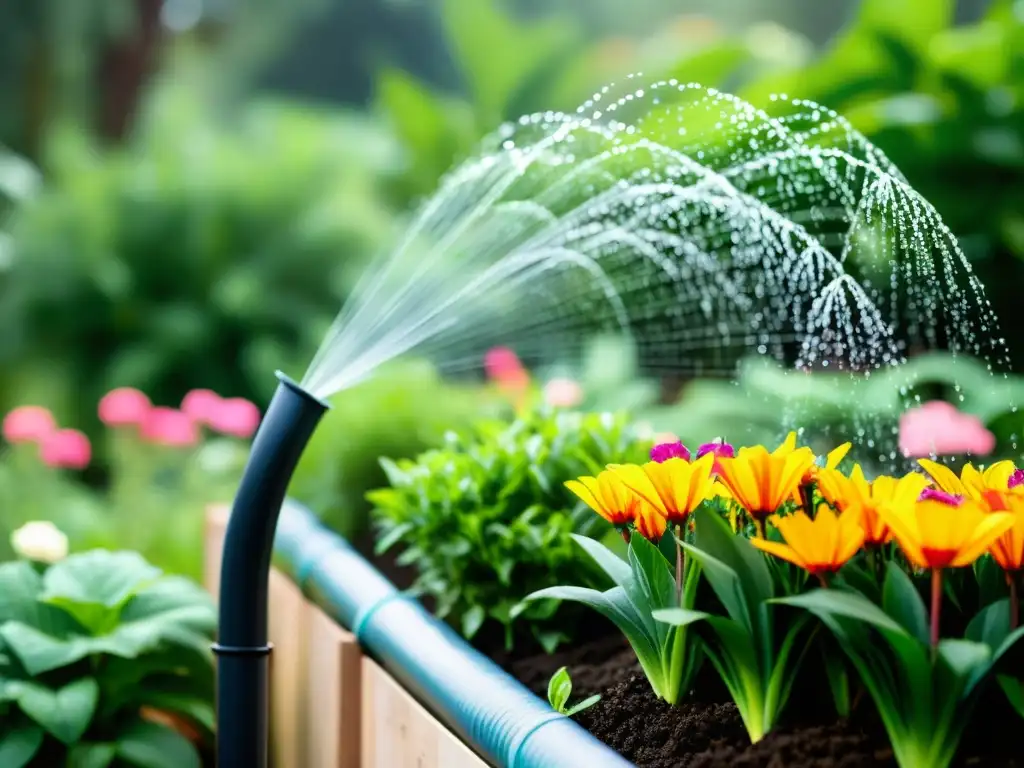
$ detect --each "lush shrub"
[0,543,216,767]
[368,407,651,652]
[0,81,399,436]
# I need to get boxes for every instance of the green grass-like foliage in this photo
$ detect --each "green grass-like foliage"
[368,407,649,652]
[0,551,215,767]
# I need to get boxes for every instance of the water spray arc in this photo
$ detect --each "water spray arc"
[213,372,329,768]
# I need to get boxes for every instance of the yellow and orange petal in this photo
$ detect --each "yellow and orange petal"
[634,503,668,541]
[566,471,643,527]
[878,498,1015,570]
[716,444,816,522]
[990,494,1024,572]
[609,453,716,525]
[752,504,865,576]
[917,459,1019,510]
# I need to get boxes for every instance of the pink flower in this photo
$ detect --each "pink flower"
[543,378,583,408]
[484,347,530,392]
[898,400,995,458]
[39,429,91,469]
[696,441,735,460]
[98,387,151,427]
[207,398,261,439]
[1009,469,1024,489]
[2,406,56,444]
[918,488,963,506]
[181,389,222,423]
[651,441,691,463]
[140,407,199,447]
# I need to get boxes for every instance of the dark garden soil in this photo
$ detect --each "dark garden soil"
[361,542,1024,767]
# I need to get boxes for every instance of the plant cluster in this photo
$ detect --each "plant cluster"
[1,386,257,578]
[529,435,1024,767]
[368,407,650,652]
[0,538,216,768]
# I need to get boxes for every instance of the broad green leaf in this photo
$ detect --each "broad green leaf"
[0,722,44,768]
[526,586,651,648]
[570,533,631,588]
[998,675,1024,718]
[936,639,992,696]
[651,607,712,629]
[775,588,909,637]
[140,695,214,735]
[680,542,748,631]
[11,678,99,744]
[41,552,161,634]
[461,605,485,640]
[68,743,117,768]
[116,720,201,768]
[693,507,772,623]
[0,622,94,675]
[547,666,571,712]
[965,598,1011,648]
[0,562,44,623]
[882,562,929,644]
[628,533,678,645]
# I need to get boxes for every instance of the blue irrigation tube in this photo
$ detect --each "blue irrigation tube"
[275,500,633,768]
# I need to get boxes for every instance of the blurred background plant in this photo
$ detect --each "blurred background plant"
[1,0,1021,543]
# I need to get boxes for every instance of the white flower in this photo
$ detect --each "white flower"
[10,521,69,563]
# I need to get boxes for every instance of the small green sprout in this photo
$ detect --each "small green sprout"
[547,666,601,717]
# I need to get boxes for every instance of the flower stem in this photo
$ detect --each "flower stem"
[674,524,684,605]
[817,572,830,589]
[1009,572,1019,631]
[930,568,943,649]
[620,527,631,545]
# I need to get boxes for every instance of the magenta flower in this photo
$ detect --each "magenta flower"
[919,488,963,506]
[98,387,151,427]
[650,441,691,463]
[39,429,91,469]
[1010,469,1024,489]
[140,407,199,447]
[181,389,222,424]
[207,398,261,439]
[898,400,994,458]
[696,441,735,460]
[483,347,530,393]
[2,406,56,444]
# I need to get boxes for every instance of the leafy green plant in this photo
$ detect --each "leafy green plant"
[528,533,702,705]
[653,507,815,742]
[546,666,600,717]
[0,549,216,767]
[368,407,649,652]
[778,564,1024,768]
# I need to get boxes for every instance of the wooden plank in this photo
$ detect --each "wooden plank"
[203,504,230,600]
[268,568,310,768]
[361,659,489,768]
[306,605,361,768]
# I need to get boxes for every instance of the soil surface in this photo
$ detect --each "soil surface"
[510,635,1024,768]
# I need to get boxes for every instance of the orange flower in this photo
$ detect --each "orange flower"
[990,494,1024,572]
[879,497,1014,569]
[716,444,816,524]
[566,470,644,528]
[817,465,930,546]
[609,453,716,526]
[917,458,1022,510]
[634,504,668,541]
[753,504,864,577]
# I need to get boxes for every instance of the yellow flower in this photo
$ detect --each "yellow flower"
[817,465,930,546]
[634,504,668,542]
[917,459,1020,510]
[566,470,644,528]
[716,444,816,524]
[879,497,1014,569]
[752,504,865,577]
[772,431,851,490]
[990,494,1024,573]
[609,453,716,526]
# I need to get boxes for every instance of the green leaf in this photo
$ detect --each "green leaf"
[41,551,161,634]
[547,666,571,712]
[526,586,651,647]
[116,720,201,768]
[775,588,909,638]
[0,722,44,768]
[461,605,485,640]
[140,695,214,735]
[936,639,992,696]
[565,694,601,717]
[0,622,94,675]
[998,675,1024,719]
[651,607,712,629]
[0,561,75,636]
[881,562,929,644]
[628,534,677,613]
[11,678,99,744]
[692,507,772,627]
[965,598,1012,648]
[69,743,117,768]
[570,533,631,588]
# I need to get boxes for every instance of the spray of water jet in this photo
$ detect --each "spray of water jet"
[301,78,1012,469]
